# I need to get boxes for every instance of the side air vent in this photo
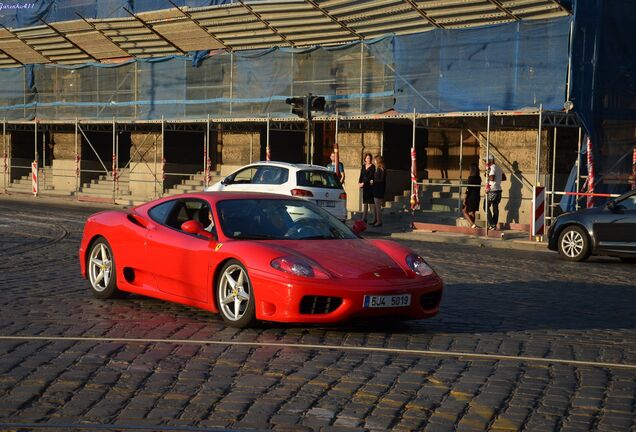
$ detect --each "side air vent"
[123,267,135,283]
[127,214,146,228]
[300,296,343,314]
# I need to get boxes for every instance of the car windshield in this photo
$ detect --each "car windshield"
[216,198,357,240]
[296,170,342,189]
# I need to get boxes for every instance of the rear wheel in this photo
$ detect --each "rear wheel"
[558,226,590,262]
[87,238,120,298]
[216,260,256,328]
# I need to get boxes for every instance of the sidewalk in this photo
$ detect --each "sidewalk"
[1,192,549,253]
[360,210,549,253]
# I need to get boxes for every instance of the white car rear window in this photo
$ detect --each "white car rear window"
[296,170,342,189]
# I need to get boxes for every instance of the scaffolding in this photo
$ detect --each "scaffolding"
[1,109,602,236]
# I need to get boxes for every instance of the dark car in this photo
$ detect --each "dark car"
[548,189,636,262]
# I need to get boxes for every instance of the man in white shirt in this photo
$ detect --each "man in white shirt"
[485,155,503,230]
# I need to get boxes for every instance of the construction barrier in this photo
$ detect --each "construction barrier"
[31,161,38,197]
[532,185,545,236]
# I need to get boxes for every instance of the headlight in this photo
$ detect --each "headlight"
[406,254,434,276]
[271,256,329,279]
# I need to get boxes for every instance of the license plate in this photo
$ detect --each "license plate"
[363,294,411,308]
[316,200,335,207]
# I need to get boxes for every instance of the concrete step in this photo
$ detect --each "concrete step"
[182,179,205,187]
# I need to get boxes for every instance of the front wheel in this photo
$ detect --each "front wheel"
[87,238,120,298]
[558,226,590,262]
[216,260,256,328]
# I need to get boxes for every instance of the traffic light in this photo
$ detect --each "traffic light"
[285,97,305,118]
[310,96,326,112]
[286,94,326,118]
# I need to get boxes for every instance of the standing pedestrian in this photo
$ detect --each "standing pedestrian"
[326,151,345,184]
[485,155,503,230]
[371,155,386,227]
[358,153,376,223]
[462,162,481,228]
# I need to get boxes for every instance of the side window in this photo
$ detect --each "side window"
[232,167,258,184]
[617,195,636,210]
[164,199,211,230]
[148,201,176,224]
[253,166,289,185]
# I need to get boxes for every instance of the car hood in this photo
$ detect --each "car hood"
[558,206,603,221]
[264,239,407,279]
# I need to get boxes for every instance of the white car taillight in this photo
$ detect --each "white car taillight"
[291,189,314,197]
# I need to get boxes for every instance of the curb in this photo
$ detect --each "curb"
[390,230,550,252]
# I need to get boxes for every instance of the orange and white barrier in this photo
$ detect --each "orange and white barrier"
[532,185,545,236]
[31,160,38,196]
[410,147,419,209]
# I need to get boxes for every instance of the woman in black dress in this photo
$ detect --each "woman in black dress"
[358,153,376,223]
[462,162,481,228]
[371,155,386,227]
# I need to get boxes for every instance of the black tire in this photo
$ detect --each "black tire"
[619,257,636,263]
[216,259,256,328]
[557,226,590,262]
[87,237,120,299]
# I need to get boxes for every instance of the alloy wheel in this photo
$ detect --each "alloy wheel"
[89,242,112,292]
[561,229,584,258]
[218,264,251,321]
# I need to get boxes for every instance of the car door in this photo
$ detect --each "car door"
[146,198,216,303]
[594,192,636,254]
[221,166,262,192]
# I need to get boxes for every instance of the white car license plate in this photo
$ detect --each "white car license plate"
[363,294,411,308]
[316,200,335,207]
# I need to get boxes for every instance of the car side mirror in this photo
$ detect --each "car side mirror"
[221,177,232,186]
[606,200,616,211]
[181,220,213,239]
[352,220,367,235]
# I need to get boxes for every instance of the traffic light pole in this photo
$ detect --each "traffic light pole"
[305,94,312,164]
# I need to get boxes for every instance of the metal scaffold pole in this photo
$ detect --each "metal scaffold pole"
[75,118,79,198]
[161,115,165,197]
[485,106,491,237]
[458,129,463,213]
[266,114,271,161]
[42,129,45,189]
[112,117,116,202]
[410,109,417,229]
[536,104,543,185]
[2,117,6,192]
[550,127,558,226]
[205,114,210,187]
[34,119,38,197]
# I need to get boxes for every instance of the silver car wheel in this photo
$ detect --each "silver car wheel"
[218,264,251,321]
[561,229,584,258]
[89,242,112,292]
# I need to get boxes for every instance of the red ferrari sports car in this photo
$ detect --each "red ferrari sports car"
[79,192,443,327]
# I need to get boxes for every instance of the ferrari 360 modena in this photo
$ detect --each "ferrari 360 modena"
[79,192,443,327]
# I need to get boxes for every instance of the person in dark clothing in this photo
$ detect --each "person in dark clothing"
[371,155,386,227]
[358,153,376,223]
[462,162,481,228]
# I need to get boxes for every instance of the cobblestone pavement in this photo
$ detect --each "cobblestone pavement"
[0,197,635,431]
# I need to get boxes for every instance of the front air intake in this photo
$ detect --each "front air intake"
[300,296,342,314]
[420,291,442,310]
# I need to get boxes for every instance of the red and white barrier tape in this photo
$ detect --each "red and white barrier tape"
[532,186,545,236]
[31,161,38,196]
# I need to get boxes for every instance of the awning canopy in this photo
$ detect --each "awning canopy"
[0,0,570,68]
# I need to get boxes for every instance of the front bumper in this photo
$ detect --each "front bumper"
[249,268,443,323]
